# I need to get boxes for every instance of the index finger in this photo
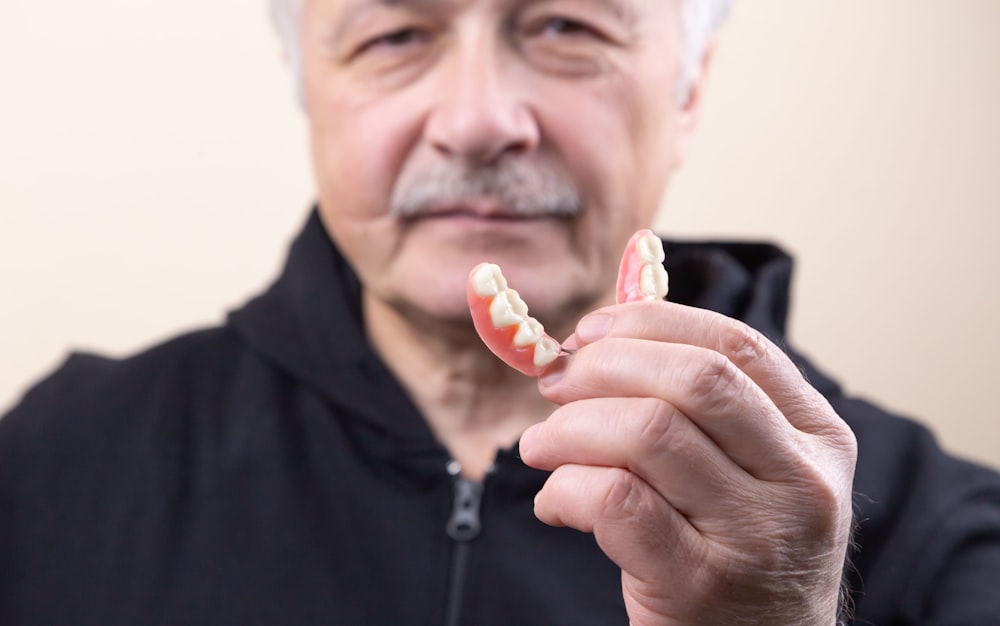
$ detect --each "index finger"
[565,301,842,438]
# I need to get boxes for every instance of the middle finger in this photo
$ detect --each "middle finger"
[520,395,757,522]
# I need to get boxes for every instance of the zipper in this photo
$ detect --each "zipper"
[443,460,486,626]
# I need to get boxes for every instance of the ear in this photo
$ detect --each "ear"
[672,38,717,167]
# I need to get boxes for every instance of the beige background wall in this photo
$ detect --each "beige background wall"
[2,1,998,467]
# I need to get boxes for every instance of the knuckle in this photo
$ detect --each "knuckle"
[683,350,742,409]
[793,481,851,547]
[827,409,859,456]
[714,316,770,368]
[839,423,859,459]
[634,398,681,453]
[600,467,647,519]
[772,457,856,546]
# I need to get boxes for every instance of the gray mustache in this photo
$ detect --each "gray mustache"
[389,160,582,218]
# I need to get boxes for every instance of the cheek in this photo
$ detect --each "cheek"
[306,89,428,287]
[631,56,687,175]
[536,77,662,229]
[309,109,384,217]
[307,82,425,222]
[592,75,682,227]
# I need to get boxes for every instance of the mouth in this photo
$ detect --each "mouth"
[405,198,572,223]
[416,210,546,224]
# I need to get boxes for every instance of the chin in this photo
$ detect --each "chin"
[395,268,475,323]
[388,229,599,323]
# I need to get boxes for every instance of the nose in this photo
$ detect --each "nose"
[424,42,540,167]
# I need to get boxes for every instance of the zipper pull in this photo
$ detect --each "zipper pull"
[446,461,484,541]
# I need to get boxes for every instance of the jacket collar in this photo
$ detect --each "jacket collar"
[227,211,438,451]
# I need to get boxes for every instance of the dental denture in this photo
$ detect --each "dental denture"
[616,229,670,304]
[467,263,563,376]
[467,229,668,376]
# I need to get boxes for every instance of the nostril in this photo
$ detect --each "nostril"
[425,100,540,167]
[431,136,530,168]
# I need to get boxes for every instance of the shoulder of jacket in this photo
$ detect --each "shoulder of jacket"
[0,326,245,444]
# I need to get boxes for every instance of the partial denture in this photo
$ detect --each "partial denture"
[468,263,562,376]
[467,229,668,376]
[616,229,670,304]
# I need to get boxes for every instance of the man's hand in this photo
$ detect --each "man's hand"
[518,300,857,625]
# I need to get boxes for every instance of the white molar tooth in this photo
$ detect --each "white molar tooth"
[637,233,666,265]
[640,263,670,300]
[533,337,561,368]
[489,291,526,327]
[471,263,508,297]
[505,289,529,318]
[513,317,544,348]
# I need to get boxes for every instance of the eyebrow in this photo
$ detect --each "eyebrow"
[579,0,640,28]
[331,0,445,43]
[330,0,640,42]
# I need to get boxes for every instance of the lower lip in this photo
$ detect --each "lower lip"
[410,214,571,261]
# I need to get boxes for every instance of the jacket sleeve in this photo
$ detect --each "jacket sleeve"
[909,495,1000,624]
[0,353,121,623]
[835,394,1000,625]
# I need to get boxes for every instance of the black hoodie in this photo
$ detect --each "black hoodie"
[2,211,999,625]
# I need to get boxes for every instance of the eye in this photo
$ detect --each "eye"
[360,27,428,53]
[539,17,594,37]
[519,13,611,45]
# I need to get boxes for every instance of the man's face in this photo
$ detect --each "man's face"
[300,0,700,331]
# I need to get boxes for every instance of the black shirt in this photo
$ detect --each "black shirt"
[3,211,999,625]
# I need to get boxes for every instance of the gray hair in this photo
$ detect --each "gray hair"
[269,0,733,103]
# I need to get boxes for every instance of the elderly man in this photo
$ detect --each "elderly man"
[2,0,999,624]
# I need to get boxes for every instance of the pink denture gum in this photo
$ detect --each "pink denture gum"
[467,229,668,376]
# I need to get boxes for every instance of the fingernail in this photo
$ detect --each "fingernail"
[576,313,612,344]
[518,425,538,459]
[561,334,580,352]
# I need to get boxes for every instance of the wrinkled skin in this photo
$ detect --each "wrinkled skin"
[520,301,857,625]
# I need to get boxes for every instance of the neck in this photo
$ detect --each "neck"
[363,291,558,480]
